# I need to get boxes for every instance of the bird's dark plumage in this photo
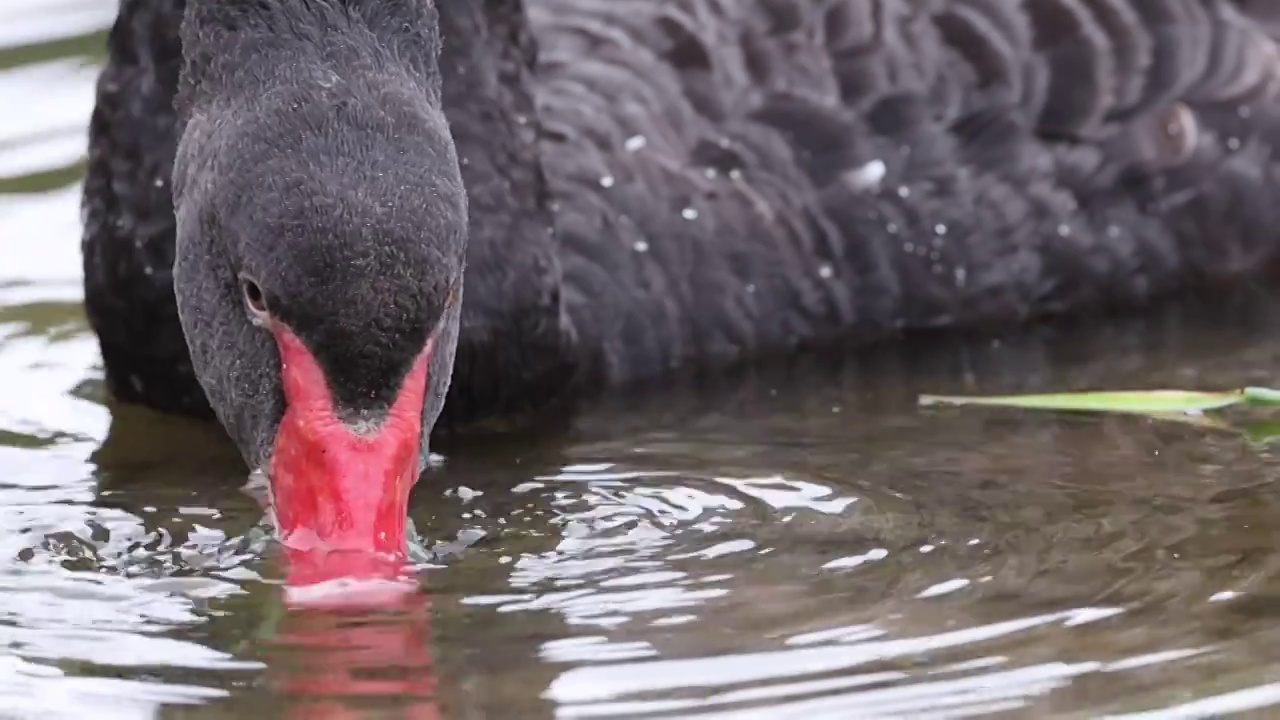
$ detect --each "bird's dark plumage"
[84,0,1280,438]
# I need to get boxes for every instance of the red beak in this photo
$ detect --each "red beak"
[267,327,432,588]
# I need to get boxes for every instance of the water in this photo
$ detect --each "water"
[8,5,1280,718]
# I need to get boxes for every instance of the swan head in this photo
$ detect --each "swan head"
[170,0,466,586]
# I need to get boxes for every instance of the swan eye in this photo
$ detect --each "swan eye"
[240,276,270,324]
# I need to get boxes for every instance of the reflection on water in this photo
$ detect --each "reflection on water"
[8,3,1280,718]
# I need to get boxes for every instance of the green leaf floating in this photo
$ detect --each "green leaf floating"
[919,387,1280,415]
[1241,387,1280,405]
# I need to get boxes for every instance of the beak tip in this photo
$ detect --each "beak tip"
[283,548,419,607]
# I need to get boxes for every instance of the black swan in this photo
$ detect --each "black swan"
[83,0,1280,567]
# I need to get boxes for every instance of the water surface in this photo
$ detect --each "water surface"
[6,5,1280,718]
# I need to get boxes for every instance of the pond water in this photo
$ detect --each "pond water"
[8,4,1280,718]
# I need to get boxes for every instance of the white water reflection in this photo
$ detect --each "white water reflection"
[542,610,1211,719]
[547,608,1121,703]
[481,465,862,629]
[0,12,269,715]
[0,655,225,720]
[0,58,101,176]
[0,183,90,290]
[0,0,116,48]
[1106,682,1280,719]
[714,475,858,514]
[0,325,105,440]
[822,547,889,569]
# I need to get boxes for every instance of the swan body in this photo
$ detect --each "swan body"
[81,0,1280,566]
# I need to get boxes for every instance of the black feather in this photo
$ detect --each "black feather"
[83,0,1280,428]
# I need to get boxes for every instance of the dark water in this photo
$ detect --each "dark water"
[9,6,1280,718]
